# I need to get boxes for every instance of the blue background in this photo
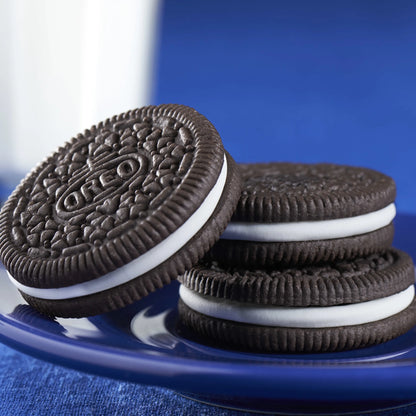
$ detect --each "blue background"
[154,0,416,214]
[2,1,416,415]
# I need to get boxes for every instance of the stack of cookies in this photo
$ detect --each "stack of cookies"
[0,104,414,353]
[178,163,416,353]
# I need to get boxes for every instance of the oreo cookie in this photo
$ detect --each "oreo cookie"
[210,163,396,267]
[178,249,416,353]
[0,104,242,317]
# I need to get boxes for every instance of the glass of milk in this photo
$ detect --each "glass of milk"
[0,0,161,181]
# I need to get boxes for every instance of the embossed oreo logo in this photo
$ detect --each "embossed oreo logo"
[55,153,150,219]
[10,111,197,259]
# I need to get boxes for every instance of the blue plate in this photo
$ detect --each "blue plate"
[1,213,416,415]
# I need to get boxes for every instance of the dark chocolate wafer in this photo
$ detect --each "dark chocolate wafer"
[211,224,394,268]
[234,162,396,223]
[180,249,414,307]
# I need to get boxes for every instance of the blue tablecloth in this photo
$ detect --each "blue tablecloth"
[2,342,416,416]
[0,343,253,416]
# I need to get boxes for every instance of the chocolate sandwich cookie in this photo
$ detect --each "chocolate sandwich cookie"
[0,104,242,317]
[210,163,396,268]
[178,249,416,353]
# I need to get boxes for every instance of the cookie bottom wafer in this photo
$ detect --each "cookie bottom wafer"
[178,296,416,353]
[211,224,394,268]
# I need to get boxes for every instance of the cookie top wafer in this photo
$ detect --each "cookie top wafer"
[233,163,396,223]
[180,249,415,307]
[0,104,242,317]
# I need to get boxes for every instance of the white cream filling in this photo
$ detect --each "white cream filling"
[179,284,414,328]
[221,203,396,242]
[8,155,228,300]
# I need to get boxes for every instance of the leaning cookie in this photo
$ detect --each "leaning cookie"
[0,104,242,317]
[178,249,416,353]
[210,163,396,268]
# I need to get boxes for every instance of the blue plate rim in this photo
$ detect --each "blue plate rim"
[2,291,416,402]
